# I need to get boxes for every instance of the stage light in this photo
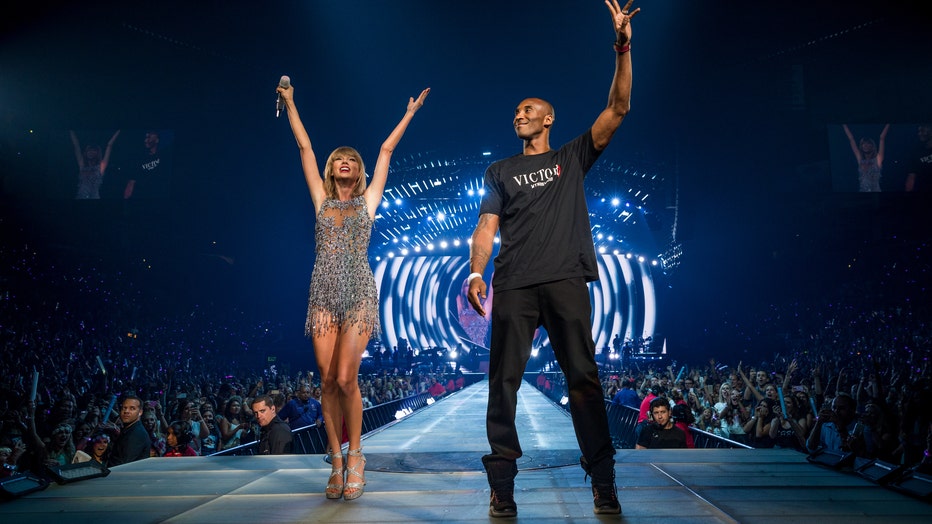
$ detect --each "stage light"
[394,198,402,206]
[45,461,111,485]
[0,472,48,499]
[611,198,620,206]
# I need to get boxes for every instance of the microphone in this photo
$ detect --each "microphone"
[276,75,291,117]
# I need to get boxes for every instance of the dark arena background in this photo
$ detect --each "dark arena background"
[4,1,929,376]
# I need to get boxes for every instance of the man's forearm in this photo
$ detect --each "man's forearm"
[469,214,497,274]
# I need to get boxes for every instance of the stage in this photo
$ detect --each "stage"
[2,381,931,523]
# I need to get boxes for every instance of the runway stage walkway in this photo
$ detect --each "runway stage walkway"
[2,380,931,523]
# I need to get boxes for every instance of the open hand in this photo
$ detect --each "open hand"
[408,88,431,113]
[605,0,640,45]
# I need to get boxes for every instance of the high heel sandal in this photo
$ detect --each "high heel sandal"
[325,449,345,499]
[343,448,367,501]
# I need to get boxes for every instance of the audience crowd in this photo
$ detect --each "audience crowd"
[1,230,929,479]
[0,240,463,477]
[598,237,931,472]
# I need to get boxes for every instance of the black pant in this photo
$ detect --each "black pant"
[483,278,615,481]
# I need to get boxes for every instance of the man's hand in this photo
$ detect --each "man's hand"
[605,0,640,46]
[467,278,488,317]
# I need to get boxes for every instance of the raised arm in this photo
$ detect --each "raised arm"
[278,82,325,211]
[876,124,890,166]
[842,124,863,163]
[100,129,120,175]
[365,88,431,217]
[467,213,500,317]
[737,363,763,403]
[591,0,640,151]
[781,359,797,391]
[69,130,85,169]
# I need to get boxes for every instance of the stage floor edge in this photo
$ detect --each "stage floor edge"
[2,380,930,523]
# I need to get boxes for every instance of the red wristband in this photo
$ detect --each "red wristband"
[614,43,631,54]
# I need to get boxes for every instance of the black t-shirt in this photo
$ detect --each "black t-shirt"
[908,145,932,192]
[479,131,601,291]
[257,417,293,455]
[637,423,688,449]
[128,147,172,198]
[108,419,153,466]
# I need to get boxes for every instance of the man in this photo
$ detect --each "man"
[199,407,222,455]
[466,1,641,517]
[806,392,875,457]
[636,397,688,449]
[905,124,932,192]
[428,377,446,399]
[277,385,323,431]
[637,384,660,423]
[252,395,293,455]
[108,395,152,467]
[123,130,171,199]
[611,378,640,410]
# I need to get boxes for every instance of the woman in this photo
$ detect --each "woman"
[72,418,96,453]
[218,395,247,450]
[72,432,111,464]
[671,403,695,448]
[141,407,166,457]
[842,124,890,192]
[744,398,778,448]
[860,401,897,461]
[199,406,222,455]
[769,395,808,452]
[719,388,750,444]
[164,421,198,457]
[45,423,77,466]
[793,388,816,431]
[69,129,120,199]
[713,383,731,414]
[278,80,429,501]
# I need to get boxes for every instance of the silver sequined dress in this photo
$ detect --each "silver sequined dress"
[305,196,380,340]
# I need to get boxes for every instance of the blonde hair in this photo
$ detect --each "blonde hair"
[322,147,367,199]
